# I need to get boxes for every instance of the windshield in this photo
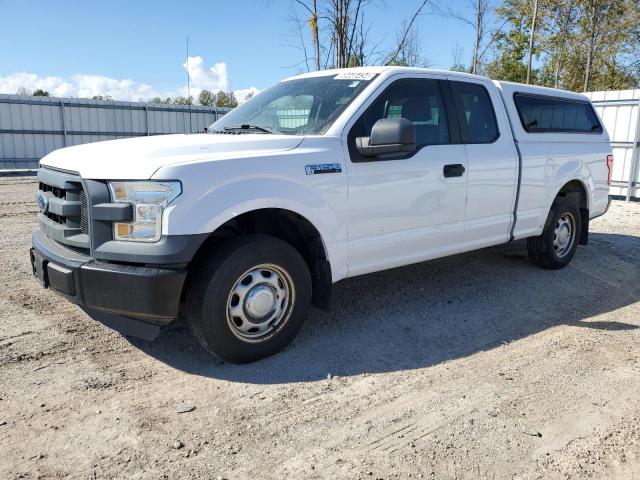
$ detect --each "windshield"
[209,74,375,135]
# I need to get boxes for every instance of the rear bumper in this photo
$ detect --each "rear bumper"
[30,230,186,323]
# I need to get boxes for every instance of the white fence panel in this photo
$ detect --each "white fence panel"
[585,89,640,200]
[0,94,231,170]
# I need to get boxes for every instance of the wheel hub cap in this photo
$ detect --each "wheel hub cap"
[226,264,295,343]
[553,212,575,258]
[557,224,570,248]
[244,285,275,320]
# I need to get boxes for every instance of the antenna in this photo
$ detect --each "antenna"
[186,36,192,132]
[186,36,191,100]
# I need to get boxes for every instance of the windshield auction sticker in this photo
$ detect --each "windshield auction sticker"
[334,71,377,80]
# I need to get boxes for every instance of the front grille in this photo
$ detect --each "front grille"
[39,181,68,226]
[80,190,88,234]
[37,168,90,251]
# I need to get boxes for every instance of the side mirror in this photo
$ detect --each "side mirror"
[356,118,416,158]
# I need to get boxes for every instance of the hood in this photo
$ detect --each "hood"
[39,133,305,179]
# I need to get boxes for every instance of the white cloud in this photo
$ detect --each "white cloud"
[71,74,160,101]
[234,86,260,104]
[0,56,260,105]
[0,72,161,102]
[180,56,260,104]
[183,56,229,93]
[0,72,75,98]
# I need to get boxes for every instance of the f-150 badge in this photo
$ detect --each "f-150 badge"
[305,163,342,175]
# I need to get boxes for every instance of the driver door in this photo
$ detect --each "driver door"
[344,75,468,277]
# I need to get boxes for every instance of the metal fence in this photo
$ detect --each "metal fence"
[0,94,231,170]
[584,89,640,200]
[276,109,311,128]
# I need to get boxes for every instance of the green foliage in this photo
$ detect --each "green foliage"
[485,0,536,83]
[486,0,640,91]
[450,63,469,73]
[215,91,238,108]
[33,89,49,97]
[150,97,174,104]
[149,96,194,105]
[173,96,193,105]
[198,90,214,106]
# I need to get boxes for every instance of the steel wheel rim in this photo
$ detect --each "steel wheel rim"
[552,212,576,258]
[226,263,295,343]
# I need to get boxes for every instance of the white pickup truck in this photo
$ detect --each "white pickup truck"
[31,67,612,363]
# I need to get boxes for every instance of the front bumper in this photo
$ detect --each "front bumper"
[30,230,187,323]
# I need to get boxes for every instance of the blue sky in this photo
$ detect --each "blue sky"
[0,0,485,102]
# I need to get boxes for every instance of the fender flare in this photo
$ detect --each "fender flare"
[165,176,343,266]
[537,160,593,228]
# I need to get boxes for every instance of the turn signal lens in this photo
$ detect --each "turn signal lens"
[606,154,614,185]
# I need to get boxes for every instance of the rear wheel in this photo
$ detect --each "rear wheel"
[527,197,582,269]
[184,235,312,363]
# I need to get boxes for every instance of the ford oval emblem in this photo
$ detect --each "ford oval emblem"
[37,192,49,213]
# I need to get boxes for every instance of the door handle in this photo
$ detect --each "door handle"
[443,164,465,178]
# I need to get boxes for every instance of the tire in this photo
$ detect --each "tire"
[527,196,582,269]
[184,234,312,363]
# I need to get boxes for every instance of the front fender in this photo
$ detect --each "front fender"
[155,156,347,281]
[173,176,339,236]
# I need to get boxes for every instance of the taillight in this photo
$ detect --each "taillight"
[606,154,614,185]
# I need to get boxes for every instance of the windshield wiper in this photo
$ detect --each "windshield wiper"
[223,124,277,134]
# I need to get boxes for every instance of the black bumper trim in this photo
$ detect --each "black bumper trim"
[31,230,187,322]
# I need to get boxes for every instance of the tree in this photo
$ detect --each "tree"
[198,90,215,106]
[291,0,377,70]
[525,0,540,84]
[173,96,194,105]
[450,43,468,72]
[150,97,174,104]
[574,0,640,91]
[540,0,578,88]
[486,0,640,91]
[384,21,430,67]
[385,0,431,66]
[295,0,321,70]
[447,0,501,74]
[215,91,238,108]
[484,0,537,83]
[33,89,50,97]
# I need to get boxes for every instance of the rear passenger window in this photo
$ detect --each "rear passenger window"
[451,81,499,143]
[513,93,602,134]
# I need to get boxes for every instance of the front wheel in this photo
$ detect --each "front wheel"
[184,235,312,363]
[527,197,582,269]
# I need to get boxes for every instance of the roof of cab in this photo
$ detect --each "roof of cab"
[282,67,592,102]
[281,66,491,83]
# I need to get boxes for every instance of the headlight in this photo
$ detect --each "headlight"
[107,181,181,242]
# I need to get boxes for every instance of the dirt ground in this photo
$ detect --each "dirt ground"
[1,176,639,480]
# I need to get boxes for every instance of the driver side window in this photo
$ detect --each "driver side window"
[348,78,450,162]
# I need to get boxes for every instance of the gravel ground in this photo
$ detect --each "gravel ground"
[1,177,639,480]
